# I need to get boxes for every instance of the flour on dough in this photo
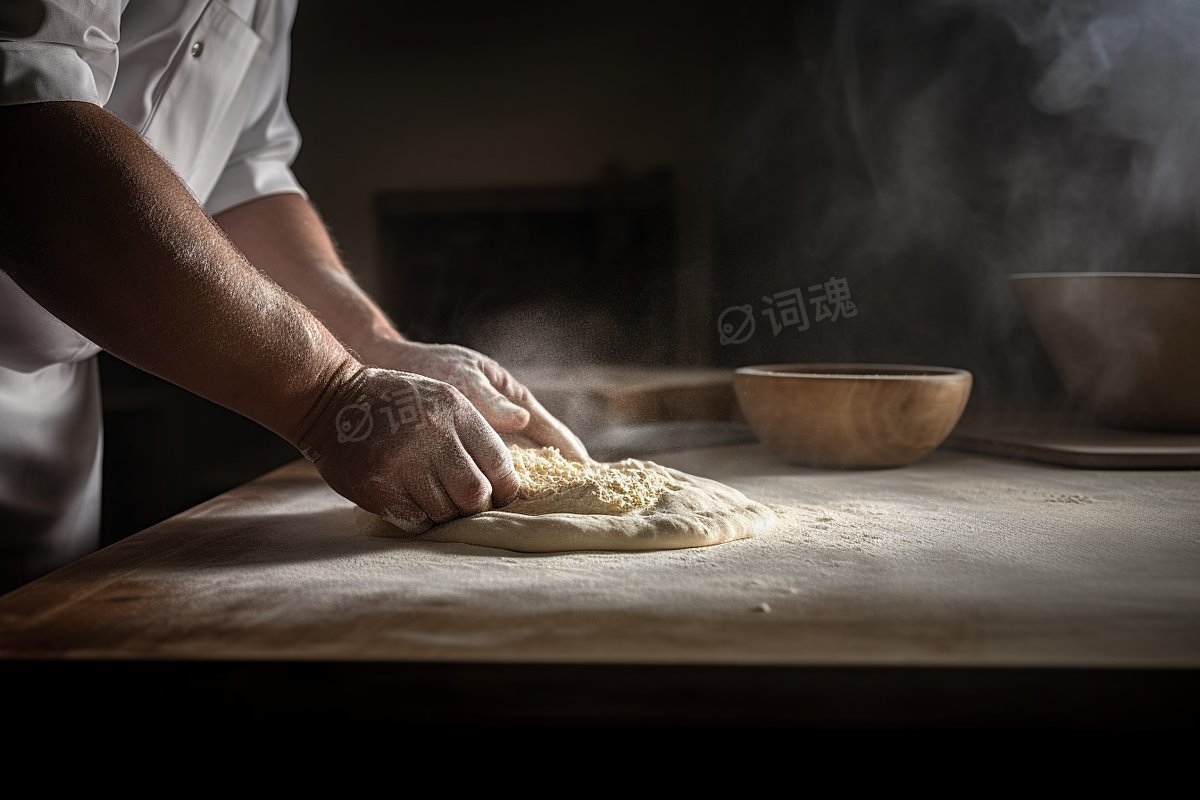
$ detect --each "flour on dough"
[363,446,776,553]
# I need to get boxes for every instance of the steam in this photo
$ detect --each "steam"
[712,0,1200,406]
[838,0,1200,273]
[999,0,1200,249]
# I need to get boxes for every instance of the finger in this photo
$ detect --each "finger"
[379,494,434,535]
[480,363,589,461]
[407,473,461,524]
[435,439,494,516]
[464,375,530,433]
[454,403,520,506]
[521,394,590,461]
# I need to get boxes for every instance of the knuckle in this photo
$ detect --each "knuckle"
[445,470,492,514]
[492,471,520,506]
[507,380,532,404]
[488,362,526,398]
[442,383,469,408]
[465,477,493,507]
[440,459,495,515]
[423,381,465,413]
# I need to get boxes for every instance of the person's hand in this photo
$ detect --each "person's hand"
[297,365,519,533]
[357,340,589,461]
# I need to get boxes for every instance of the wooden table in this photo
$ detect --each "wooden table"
[2,444,1197,729]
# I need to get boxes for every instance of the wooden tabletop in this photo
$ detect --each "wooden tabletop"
[3,444,1198,727]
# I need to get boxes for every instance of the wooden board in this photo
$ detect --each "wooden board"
[2,445,1197,667]
[515,365,738,436]
[2,444,1197,726]
[949,414,1200,468]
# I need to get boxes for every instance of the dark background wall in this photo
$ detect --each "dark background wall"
[289,0,718,364]
[100,0,1197,542]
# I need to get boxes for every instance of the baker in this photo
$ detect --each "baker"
[0,0,588,591]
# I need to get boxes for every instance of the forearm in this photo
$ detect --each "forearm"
[215,193,403,359]
[212,189,589,459]
[0,101,355,444]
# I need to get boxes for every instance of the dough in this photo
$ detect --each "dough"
[364,446,776,553]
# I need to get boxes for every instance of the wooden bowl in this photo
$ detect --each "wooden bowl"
[1010,273,1200,431]
[734,364,973,468]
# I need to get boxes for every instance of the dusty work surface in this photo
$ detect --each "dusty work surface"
[1,446,1197,666]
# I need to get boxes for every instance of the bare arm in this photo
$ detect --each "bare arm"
[213,193,399,358]
[215,193,589,459]
[0,102,516,528]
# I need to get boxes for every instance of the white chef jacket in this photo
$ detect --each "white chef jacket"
[0,0,305,588]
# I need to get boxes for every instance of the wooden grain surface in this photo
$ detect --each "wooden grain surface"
[734,364,971,468]
[515,365,738,435]
[1,444,1197,668]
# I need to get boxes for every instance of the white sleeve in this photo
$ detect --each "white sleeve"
[0,0,120,107]
[205,0,306,215]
